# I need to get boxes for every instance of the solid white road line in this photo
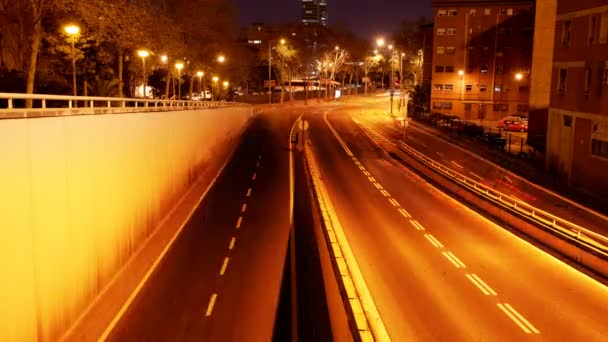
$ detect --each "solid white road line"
[205,294,218,317]
[451,161,464,169]
[436,151,445,157]
[497,303,540,334]
[236,216,243,229]
[219,257,230,276]
[424,234,444,248]
[389,198,400,207]
[410,220,425,231]
[398,208,411,218]
[469,172,484,180]
[246,188,252,197]
[380,189,390,197]
[442,251,467,268]
[241,203,247,213]
[324,112,354,156]
[228,237,236,250]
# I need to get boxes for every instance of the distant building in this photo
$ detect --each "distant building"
[546,1,608,196]
[238,23,275,48]
[302,0,328,27]
[430,0,535,121]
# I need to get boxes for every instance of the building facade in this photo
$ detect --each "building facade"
[430,0,534,121]
[302,0,327,26]
[547,1,608,196]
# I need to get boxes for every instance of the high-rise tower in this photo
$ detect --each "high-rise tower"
[301,0,327,26]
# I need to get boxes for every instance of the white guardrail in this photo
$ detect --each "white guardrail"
[397,141,608,257]
[0,92,240,118]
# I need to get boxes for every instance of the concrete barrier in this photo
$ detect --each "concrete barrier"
[0,106,252,341]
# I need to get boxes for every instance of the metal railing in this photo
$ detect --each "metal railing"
[397,140,608,256]
[0,92,241,118]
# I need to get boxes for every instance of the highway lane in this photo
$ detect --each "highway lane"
[106,109,296,341]
[346,98,608,238]
[306,106,608,341]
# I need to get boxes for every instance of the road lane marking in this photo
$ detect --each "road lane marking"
[246,188,252,197]
[374,182,383,190]
[252,173,257,180]
[436,152,445,157]
[241,203,247,213]
[228,237,236,250]
[424,234,444,248]
[497,303,540,334]
[398,208,411,218]
[466,274,497,296]
[362,171,370,176]
[205,293,218,317]
[368,176,376,183]
[380,189,390,197]
[354,160,361,166]
[442,251,467,268]
[410,220,425,231]
[219,257,230,276]
[469,172,484,180]
[451,161,464,169]
[389,198,400,207]
[324,112,354,156]
[236,216,243,229]
[358,165,366,171]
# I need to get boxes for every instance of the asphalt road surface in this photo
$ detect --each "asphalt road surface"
[305,105,608,341]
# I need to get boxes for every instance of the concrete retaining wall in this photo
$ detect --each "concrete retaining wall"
[0,106,252,341]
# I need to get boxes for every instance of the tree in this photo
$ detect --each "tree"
[275,43,298,104]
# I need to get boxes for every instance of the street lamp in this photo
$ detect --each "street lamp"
[376,37,385,47]
[137,50,149,98]
[175,62,184,99]
[64,24,80,97]
[515,72,523,81]
[268,38,287,104]
[223,81,229,88]
[212,76,219,101]
[196,71,204,97]
[217,55,226,63]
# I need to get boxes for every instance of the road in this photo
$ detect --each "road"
[106,109,296,341]
[305,105,608,341]
[346,97,608,238]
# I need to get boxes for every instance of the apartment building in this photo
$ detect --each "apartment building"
[548,1,608,195]
[430,0,534,121]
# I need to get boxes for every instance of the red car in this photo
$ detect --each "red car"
[497,118,528,132]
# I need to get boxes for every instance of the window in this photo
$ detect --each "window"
[443,102,453,109]
[585,67,593,95]
[437,28,446,35]
[447,28,457,35]
[445,65,455,73]
[470,9,477,16]
[448,9,457,16]
[601,13,608,44]
[558,68,568,95]
[436,46,445,54]
[446,46,456,54]
[517,104,529,112]
[444,84,454,92]
[496,64,504,73]
[507,8,514,16]
[464,103,472,111]
[435,65,445,73]
[438,9,447,17]
[434,84,444,91]
[494,85,502,92]
[433,102,443,109]
[493,104,509,112]
[592,139,608,158]
[484,8,491,15]
[563,115,572,127]
[561,21,572,47]
[480,85,487,92]
[481,65,488,73]
[590,15,599,45]
[466,84,473,91]
[499,9,507,16]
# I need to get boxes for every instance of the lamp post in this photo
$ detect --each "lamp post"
[64,25,80,97]
[161,55,171,100]
[137,50,149,98]
[175,62,184,99]
[212,76,219,101]
[197,71,204,98]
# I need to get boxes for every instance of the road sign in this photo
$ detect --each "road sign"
[298,120,310,131]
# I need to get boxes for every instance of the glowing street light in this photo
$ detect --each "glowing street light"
[212,76,219,101]
[335,45,340,51]
[196,71,204,97]
[376,37,385,47]
[515,72,523,81]
[175,62,184,99]
[161,55,168,63]
[388,44,394,50]
[458,69,464,77]
[64,24,80,97]
[223,81,229,88]
[280,39,286,45]
[137,50,150,98]
[217,55,226,63]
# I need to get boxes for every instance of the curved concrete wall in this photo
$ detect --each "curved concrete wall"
[0,106,252,341]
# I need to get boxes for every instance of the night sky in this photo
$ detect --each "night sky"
[235,0,434,38]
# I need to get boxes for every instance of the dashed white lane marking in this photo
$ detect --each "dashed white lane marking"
[497,303,540,334]
[442,251,467,268]
[465,274,497,296]
[374,182,383,190]
[363,170,371,176]
[410,220,425,231]
[241,203,247,213]
[246,188,252,197]
[368,176,376,183]
[236,216,243,229]
[219,257,230,276]
[389,198,400,207]
[399,208,411,218]
[205,293,218,317]
[424,234,444,248]
[359,165,366,171]
[354,160,362,166]
[470,172,484,180]
[252,173,257,180]
[451,161,464,169]
[380,189,390,197]
[228,237,236,250]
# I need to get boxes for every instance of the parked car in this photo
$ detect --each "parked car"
[509,114,528,121]
[497,118,528,132]
[480,132,507,148]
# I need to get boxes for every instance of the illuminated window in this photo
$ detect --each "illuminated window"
[438,9,447,16]
[444,84,454,92]
[447,28,456,35]
[469,9,477,16]
[436,46,445,54]
[446,46,456,54]
[484,8,491,15]
[481,65,488,73]
[448,9,457,16]
[437,28,446,35]
[434,84,444,91]
[494,85,502,92]
[507,8,513,16]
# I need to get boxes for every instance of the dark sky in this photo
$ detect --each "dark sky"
[234,0,434,38]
